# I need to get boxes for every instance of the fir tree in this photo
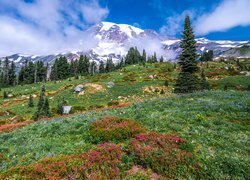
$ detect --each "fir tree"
[200,70,210,90]
[34,85,51,120]
[8,61,16,86]
[3,57,10,86]
[174,15,199,93]
[90,61,97,76]
[160,56,164,63]
[106,58,115,72]
[57,101,64,115]
[164,80,169,87]
[43,98,51,117]
[142,49,147,62]
[3,91,8,99]
[28,94,34,107]
[99,61,105,73]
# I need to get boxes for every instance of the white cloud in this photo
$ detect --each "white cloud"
[126,37,177,60]
[0,0,108,56]
[81,0,109,24]
[159,10,195,36]
[195,0,250,35]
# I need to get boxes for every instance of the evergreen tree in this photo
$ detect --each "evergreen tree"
[57,101,64,115]
[153,52,157,63]
[200,70,210,90]
[3,91,8,99]
[106,58,115,72]
[142,49,147,62]
[0,61,3,87]
[125,47,141,65]
[90,61,97,75]
[82,55,90,75]
[36,61,47,83]
[8,61,16,86]
[174,16,199,93]
[99,60,105,73]
[160,56,164,63]
[28,94,34,107]
[43,98,51,117]
[34,85,51,120]
[51,58,59,81]
[3,57,10,86]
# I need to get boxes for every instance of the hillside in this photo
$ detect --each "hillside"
[0,61,250,178]
[220,44,250,58]
[0,90,249,178]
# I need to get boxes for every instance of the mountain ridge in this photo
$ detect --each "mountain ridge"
[1,22,249,68]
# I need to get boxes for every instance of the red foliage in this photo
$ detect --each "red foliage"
[80,143,125,179]
[0,143,126,179]
[90,116,146,142]
[128,132,195,177]
[0,122,28,133]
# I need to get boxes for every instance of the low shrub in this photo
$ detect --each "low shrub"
[88,104,105,110]
[0,143,126,179]
[128,132,199,178]
[73,106,86,112]
[0,123,28,133]
[79,143,126,179]
[107,100,120,106]
[89,116,146,143]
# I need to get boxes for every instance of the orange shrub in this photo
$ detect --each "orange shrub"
[89,116,146,142]
[0,123,28,133]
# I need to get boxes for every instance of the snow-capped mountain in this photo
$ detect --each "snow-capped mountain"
[1,22,249,68]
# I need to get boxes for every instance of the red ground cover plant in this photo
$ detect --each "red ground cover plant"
[79,143,126,179]
[0,143,127,179]
[89,116,146,142]
[128,132,199,178]
[0,122,29,133]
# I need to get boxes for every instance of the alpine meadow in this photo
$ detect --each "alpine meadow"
[0,0,250,179]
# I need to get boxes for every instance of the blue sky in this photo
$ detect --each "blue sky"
[105,0,250,40]
[0,0,249,55]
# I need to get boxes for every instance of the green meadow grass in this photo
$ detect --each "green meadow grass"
[0,90,249,178]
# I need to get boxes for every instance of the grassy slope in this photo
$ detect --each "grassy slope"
[0,61,250,178]
[0,90,249,178]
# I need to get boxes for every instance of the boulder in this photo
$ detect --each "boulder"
[63,106,72,114]
[74,85,84,93]
[107,81,115,88]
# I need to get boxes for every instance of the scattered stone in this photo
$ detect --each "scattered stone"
[74,85,84,93]
[107,81,115,88]
[7,94,13,98]
[63,106,72,114]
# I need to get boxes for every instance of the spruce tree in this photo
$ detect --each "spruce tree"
[90,61,97,76]
[99,61,105,73]
[8,61,16,86]
[200,70,210,90]
[142,49,147,62]
[106,58,115,72]
[28,94,34,107]
[43,98,51,117]
[160,56,164,63]
[174,16,199,93]
[3,57,9,86]
[34,85,51,120]
[3,91,8,99]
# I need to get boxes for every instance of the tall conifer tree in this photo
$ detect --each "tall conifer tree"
[174,16,199,93]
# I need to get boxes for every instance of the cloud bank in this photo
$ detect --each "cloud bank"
[126,37,176,60]
[195,0,250,35]
[0,0,109,56]
[160,0,250,36]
